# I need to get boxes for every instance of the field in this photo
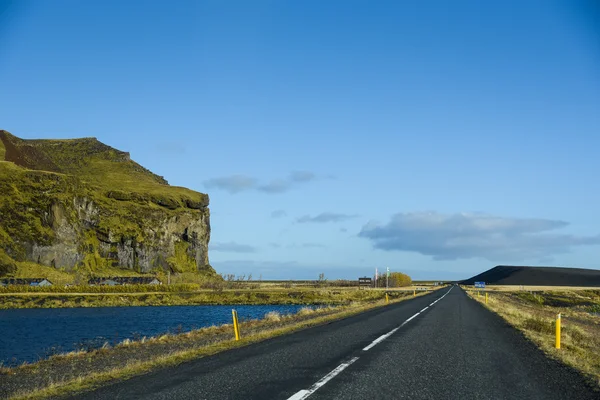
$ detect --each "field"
[466,287,600,388]
[0,273,438,309]
[0,283,436,309]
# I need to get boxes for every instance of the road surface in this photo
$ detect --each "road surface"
[70,286,597,400]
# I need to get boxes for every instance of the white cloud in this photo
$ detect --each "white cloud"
[203,175,257,194]
[297,212,358,223]
[289,171,316,182]
[271,209,287,218]
[210,241,257,253]
[359,212,600,262]
[204,171,319,195]
[258,179,290,193]
[301,242,326,248]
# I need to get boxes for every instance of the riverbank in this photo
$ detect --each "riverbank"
[0,290,431,399]
[0,287,428,309]
[466,288,600,390]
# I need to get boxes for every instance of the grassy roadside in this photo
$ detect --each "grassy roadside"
[464,287,600,390]
[0,287,429,309]
[2,289,436,400]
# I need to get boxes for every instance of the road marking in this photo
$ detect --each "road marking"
[287,357,360,400]
[363,286,453,352]
[400,312,420,326]
[362,327,400,351]
[288,287,454,400]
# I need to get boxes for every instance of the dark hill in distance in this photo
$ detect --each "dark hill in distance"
[462,265,600,287]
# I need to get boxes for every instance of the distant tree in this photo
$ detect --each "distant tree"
[389,272,412,287]
[375,271,412,287]
[318,273,327,286]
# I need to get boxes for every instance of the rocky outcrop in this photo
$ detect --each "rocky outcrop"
[0,130,214,276]
[25,197,211,273]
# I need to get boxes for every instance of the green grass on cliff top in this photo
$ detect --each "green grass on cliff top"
[0,131,210,275]
[0,130,208,210]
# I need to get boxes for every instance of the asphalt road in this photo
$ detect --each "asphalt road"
[69,287,597,400]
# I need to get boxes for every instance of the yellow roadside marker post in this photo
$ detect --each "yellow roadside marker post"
[385,293,389,304]
[232,309,241,341]
[555,313,561,349]
[485,292,488,304]
[413,289,416,297]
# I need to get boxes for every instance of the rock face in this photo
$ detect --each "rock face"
[0,130,214,275]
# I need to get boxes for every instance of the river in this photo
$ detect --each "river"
[0,304,310,365]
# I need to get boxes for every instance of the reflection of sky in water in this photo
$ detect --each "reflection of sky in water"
[0,304,311,365]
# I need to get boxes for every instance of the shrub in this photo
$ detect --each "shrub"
[264,311,282,322]
[516,292,545,306]
[523,317,553,334]
[564,325,588,345]
[375,272,412,287]
[297,307,315,316]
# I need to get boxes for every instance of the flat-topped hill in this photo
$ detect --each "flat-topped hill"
[0,130,207,210]
[0,130,213,278]
[462,265,600,287]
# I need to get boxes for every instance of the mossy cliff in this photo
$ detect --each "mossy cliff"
[0,130,215,276]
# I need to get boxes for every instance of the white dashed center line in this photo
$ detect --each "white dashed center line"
[286,287,453,400]
[287,357,360,400]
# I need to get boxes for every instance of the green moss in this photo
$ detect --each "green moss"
[0,249,17,275]
[78,231,111,273]
[0,130,213,279]
[0,163,67,258]
[167,241,197,273]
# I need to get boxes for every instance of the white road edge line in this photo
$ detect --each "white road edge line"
[287,357,360,400]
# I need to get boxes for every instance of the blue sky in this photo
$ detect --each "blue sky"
[1,0,599,280]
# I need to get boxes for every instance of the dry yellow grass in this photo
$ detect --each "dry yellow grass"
[466,289,600,389]
[465,285,600,292]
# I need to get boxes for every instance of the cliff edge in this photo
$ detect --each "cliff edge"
[0,130,214,277]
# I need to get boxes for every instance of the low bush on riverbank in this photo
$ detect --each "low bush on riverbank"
[467,289,600,390]
[0,291,428,400]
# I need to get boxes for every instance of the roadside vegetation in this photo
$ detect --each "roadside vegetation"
[466,287,600,389]
[374,271,412,287]
[0,289,433,400]
[0,269,427,309]
[0,285,426,309]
